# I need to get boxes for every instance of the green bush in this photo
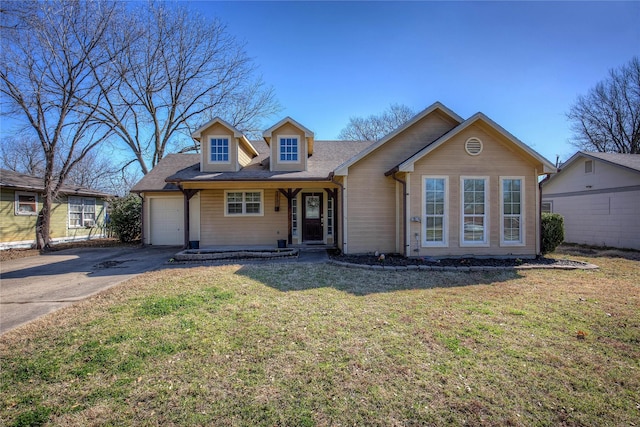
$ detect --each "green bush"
[108,194,141,243]
[541,212,564,255]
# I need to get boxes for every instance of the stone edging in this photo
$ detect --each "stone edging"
[174,249,299,262]
[328,259,599,271]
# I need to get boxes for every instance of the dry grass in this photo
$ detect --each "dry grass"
[1,250,638,426]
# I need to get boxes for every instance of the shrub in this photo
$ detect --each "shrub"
[108,194,141,243]
[541,213,564,254]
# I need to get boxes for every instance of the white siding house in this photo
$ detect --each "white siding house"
[541,152,640,250]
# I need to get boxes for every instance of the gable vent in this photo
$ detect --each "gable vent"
[465,137,483,156]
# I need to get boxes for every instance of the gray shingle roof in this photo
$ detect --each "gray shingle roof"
[579,151,640,173]
[132,140,373,191]
[0,169,112,197]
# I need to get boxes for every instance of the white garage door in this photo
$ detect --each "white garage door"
[149,197,183,245]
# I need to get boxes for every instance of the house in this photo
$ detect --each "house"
[0,169,112,249]
[541,151,640,250]
[132,102,556,257]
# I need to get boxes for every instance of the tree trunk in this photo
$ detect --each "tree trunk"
[35,188,53,250]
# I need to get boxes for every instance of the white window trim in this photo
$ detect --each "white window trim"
[15,191,38,216]
[224,190,264,217]
[460,176,490,247]
[500,176,526,247]
[541,200,553,214]
[208,136,231,164]
[292,196,298,237]
[277,135,300,163]
[68,197,97,228]
[326,196,333,237]
[421,176,448,247]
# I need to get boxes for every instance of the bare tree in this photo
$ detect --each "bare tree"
[0,0,119,248]
[0,134,46,176]
[338,104,416,141]
[93,2,280,174]
[567,57,640,154]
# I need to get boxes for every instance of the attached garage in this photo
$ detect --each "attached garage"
[148,196,183,245]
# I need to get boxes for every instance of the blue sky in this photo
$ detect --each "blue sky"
[194,1,639,163]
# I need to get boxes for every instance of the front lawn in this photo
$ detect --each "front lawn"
[1,252,638,426]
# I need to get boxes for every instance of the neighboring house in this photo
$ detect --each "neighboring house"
[541,151,640,250]
[132,102,556,257]
[0,169,112,249]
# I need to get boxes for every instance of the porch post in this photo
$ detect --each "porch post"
[180,188,198,249]
[279,188,301,244]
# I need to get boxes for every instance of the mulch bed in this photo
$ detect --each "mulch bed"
[328,251,589,268]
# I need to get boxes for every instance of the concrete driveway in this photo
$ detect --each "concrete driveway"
[0,246,180,334]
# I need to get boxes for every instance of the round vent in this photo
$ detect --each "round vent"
[465,137,483,156]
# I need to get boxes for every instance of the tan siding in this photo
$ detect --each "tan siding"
[407,123,538,257]
[345,111,459,254]
[200,189,289,245]
[238,143,253,167]
[270,122,307,172]
[200,122,238,173]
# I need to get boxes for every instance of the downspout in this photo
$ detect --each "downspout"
[330,173,344,253]
[538,172,551,257]
[390,172,408,257]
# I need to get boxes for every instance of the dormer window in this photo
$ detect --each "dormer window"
[279,136,299,162]
[210,137,230,163]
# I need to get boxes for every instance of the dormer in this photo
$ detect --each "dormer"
[262,117,314,172]
[192,117,258,173]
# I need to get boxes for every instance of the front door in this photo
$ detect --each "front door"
[302,193,323,242]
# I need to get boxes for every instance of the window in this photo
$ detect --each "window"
[210,137,230,163]
[327,197,334,236]
[541,201,552,214]
[279,136,299,162]
[423,177,448,246]
[69,197,96,227]
[225,191,263,216]
[461,177,488,245]
[292,196,298,237]
[584,160,593,174]
[15,192,38,215]
[501,178,524,245]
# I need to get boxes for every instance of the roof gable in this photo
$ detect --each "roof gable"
[191,117,258,157]
[262,116,315,155]
[541,151,640,188]
[334,101,464,176]
[575,151,640,173]
[391,112,556,175]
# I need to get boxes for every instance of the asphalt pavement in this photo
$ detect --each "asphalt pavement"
[0,246,179,334]
[0,245,329,334]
